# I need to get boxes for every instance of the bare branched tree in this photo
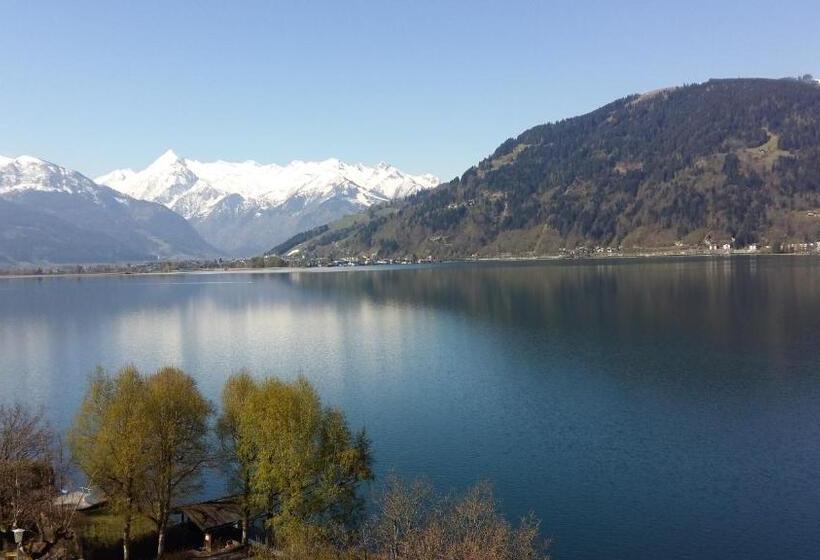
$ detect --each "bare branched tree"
[364,475,550,560]
[0,403,80,559]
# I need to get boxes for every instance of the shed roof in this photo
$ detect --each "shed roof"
[174,497,261,532]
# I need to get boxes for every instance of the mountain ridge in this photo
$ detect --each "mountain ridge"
[0,155,218,265]
[97,152,439,256]
[271,78,820,260]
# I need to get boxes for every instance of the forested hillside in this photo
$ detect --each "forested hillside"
[273,77,820,259]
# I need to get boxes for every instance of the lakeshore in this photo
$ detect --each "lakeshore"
[2,244,819,279]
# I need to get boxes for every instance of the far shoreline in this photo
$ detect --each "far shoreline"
[1,250,818,280]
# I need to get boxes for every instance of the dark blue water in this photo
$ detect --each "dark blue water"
[2,257,820,560]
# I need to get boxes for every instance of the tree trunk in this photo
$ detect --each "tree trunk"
[265,511,274,547]
[156,522,166,559]
[122,514,132,560]
[156,505,168,559]
[241,475,251,545]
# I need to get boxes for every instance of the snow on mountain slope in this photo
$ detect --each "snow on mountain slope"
[99,150,439,215]
[0,155,103,197]
[0,155,217,264]
[97,151,440,255]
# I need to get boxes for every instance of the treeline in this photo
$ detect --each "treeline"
[1,368,550,560]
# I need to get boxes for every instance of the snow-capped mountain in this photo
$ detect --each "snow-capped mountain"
[97,150,439,255]
[1,155,112,198]
[0,155,217,265]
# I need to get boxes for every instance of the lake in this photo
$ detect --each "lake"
[2,257,820,560]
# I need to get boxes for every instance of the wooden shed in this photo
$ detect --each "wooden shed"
[174,497,263,554]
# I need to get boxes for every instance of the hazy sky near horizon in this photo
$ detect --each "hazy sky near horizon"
[2,0,819,180]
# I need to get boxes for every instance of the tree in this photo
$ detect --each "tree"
[234,375,373,546]
[722,153,741,180]
[0,403,51,531]
[363,476,434,560]
[141,367,212,558]
[69,367,151,560]
[0,404,79,559]
[216,370,258,545]
[364,476,550,560]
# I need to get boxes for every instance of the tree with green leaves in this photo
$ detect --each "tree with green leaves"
[69,367,151,560]
[142,367,213,559]
[233,375,373,547]
[216,370,258,545]
[70,366,212,559]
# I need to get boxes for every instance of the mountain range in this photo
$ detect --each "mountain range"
[272,78,820,260]
[0,156,216,266]
[7,77,820,267]
[97,152,439,256]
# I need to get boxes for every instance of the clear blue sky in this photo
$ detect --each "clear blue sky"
[1,0,819,180]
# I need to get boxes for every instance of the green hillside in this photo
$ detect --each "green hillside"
[272,77,820,260]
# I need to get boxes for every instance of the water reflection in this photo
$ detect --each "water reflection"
[1,257,820,560]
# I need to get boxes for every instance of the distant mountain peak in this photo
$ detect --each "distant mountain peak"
[97,154,439,256]
[0,155,53,169]
[96,168,135,184]
[0,155,96,197]
[15,155,48,164]
[152,149,182,166]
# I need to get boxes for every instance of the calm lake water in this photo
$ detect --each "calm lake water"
[2,257,820,560]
